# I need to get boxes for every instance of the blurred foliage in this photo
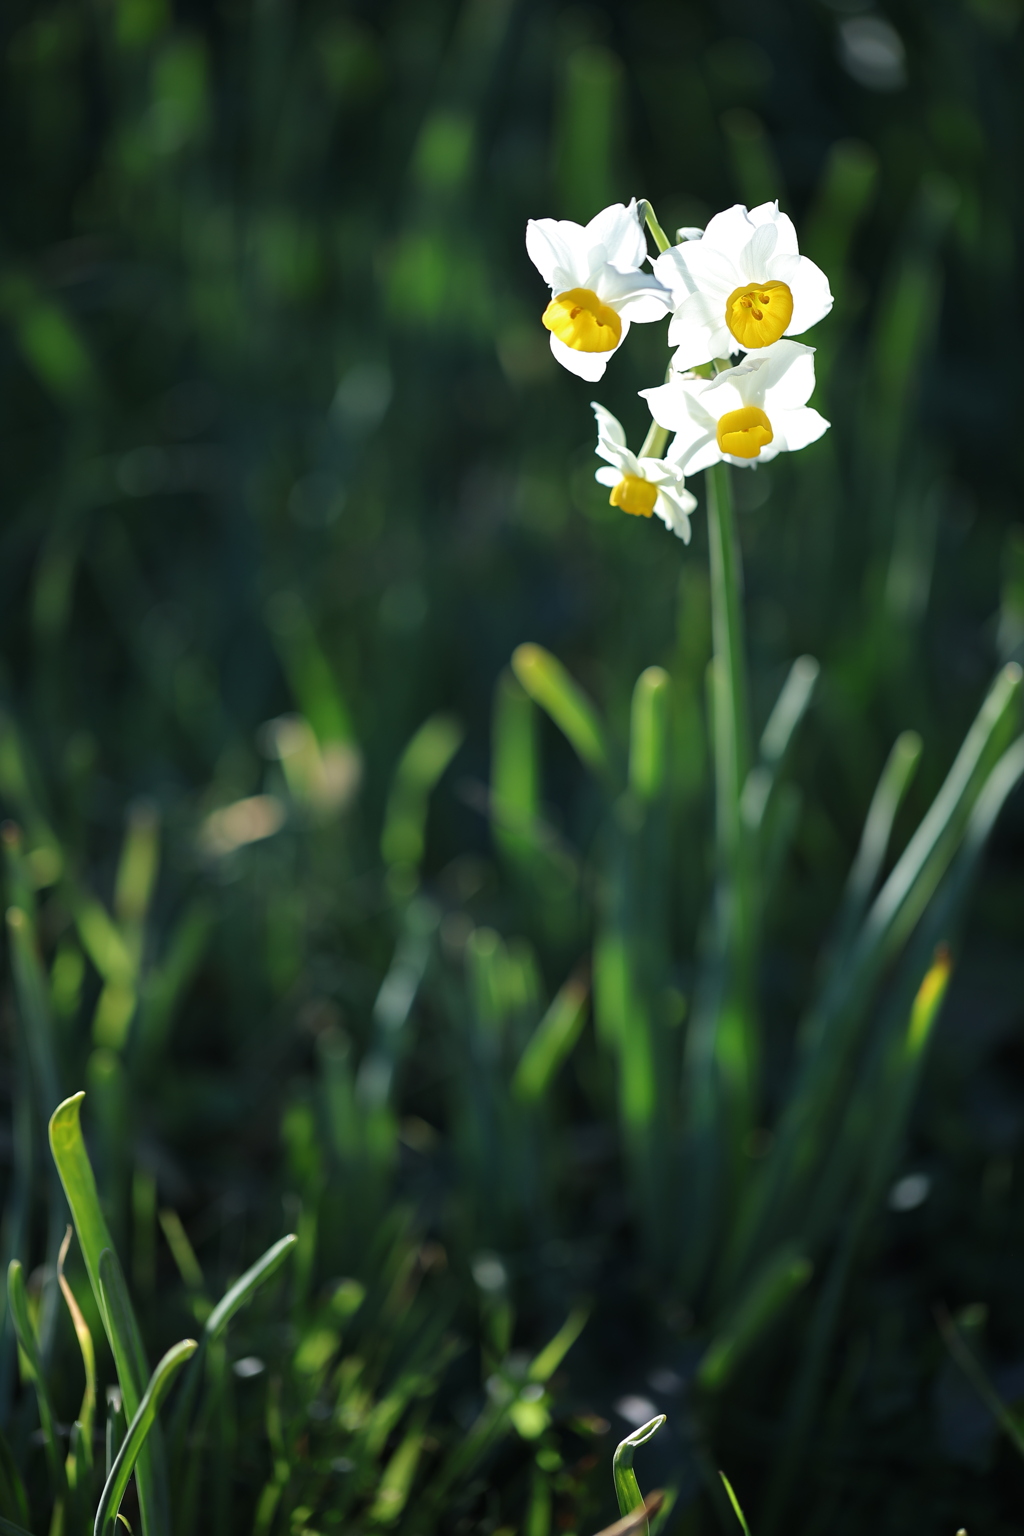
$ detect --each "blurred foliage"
[1,0,1024,1533]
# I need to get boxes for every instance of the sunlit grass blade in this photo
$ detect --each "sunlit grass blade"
[491,668,540,865]
[57,1227,95,1483]
[94,1337,197,1536]
[49,1094,167,1536]
[380,714,464,893]
[512,967,588,1103]
[612,1415,665,1535]
[740,655,819,834]
[698,1246,812,1392]
[629,667,670,802]
[205,1233,297,1341]
[6,1261,67,1506]
[527,1305,589,1383]
[719,1471,752,1536]
[367,1409,428,1525]
[831,729,922,956]
[511,644,610,777]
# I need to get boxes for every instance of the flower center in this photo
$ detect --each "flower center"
[542,288,623,353]
[609,474,658,517]
[724,281,793,349]
[716,406,774,460]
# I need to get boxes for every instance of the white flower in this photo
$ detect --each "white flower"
[526,200,672,382]
[640,340,829,472]
[652,202,833,372]
[591,402,696,541]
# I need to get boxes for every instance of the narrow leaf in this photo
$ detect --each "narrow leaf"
[94,1338,197,1536]
[205,1234,298,1341]
[511,644,609,775]
[512,969,589,1102]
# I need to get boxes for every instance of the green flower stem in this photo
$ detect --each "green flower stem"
[639,199,671,254]
[705,461,757,1131]
[639,419,669,459]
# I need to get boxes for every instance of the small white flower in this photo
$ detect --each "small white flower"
[526,200,671,382]
[591,402,696,541]
[640,340,829,472]
[652,202,833,372]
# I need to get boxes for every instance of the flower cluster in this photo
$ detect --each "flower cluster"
[526,198,832,541]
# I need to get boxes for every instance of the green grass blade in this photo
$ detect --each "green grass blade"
[94,1338,197,1536]
[719,1471,752,1536]
[511,644,609,776]
[612,1415,665,1530]
[512,968,588,1102]
[491,668,540,862]
[832,730,922,953]
[698,1247,812,1392]
[204,1234,297,1341]
[0,1517,35,1536]
[57,1227,95,1475]
[380,714,464,885]
[6,1262,66,1504]
[741,656,818,834]
[629,667,670,802]
[49,1095,167,1536]
[527,1305,589,1383]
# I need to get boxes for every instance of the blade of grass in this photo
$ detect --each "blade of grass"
[57,1227,95,1484]
[698,1246,812,1392]
[512,967,588,1102]
[205,1234,297,1341]
[49,1095,168,1536]
[6,1263,66,1505]
[511,644,610,777]
[94,1338,197,1536]
[719,1472,752,1536]
[613,1415,665,1536]
[629,668,671,802]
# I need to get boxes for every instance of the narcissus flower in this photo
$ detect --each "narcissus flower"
[526,201,671,381]
[653,202,833,372]
[640,340,829,472]
[591,403,696,540]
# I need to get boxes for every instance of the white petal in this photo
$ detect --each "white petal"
[591,401,628,449]
[594,265,672,317]
[700,204,757,260]
[641,377,696,434]
[671,238,740,297]
[769,253,834,335]
[747,201,799,257]
[595,465,622,487]
[773,405,830,453]
[548,327,624,381]
[743,221,779,281]
[526,219,583,287]
[652,245,698,302]
[637,456,686,488]
[585,200,646,271]
[655,487,695,541]
[760,340,817,410]
[674,432,722,475]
